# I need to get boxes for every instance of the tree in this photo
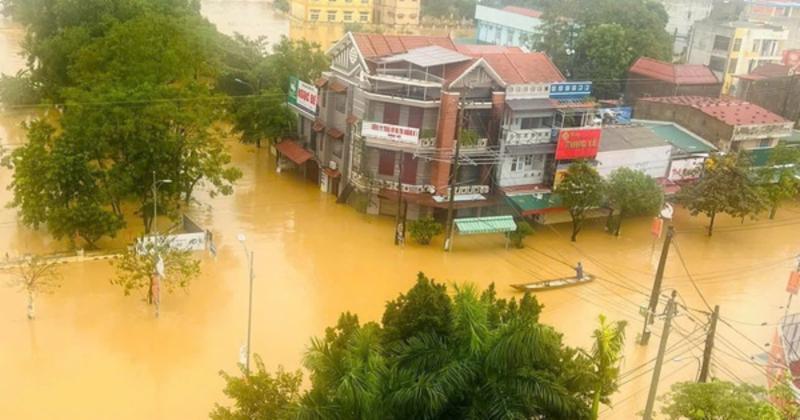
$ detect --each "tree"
[573,24,634,99]
[381,272,453,344]
[605,168,663,236]
[507,220,534,248]
[408,217,444,245]
[555,160,605,242]
[211,355,301,420]
[660,380,780,420]
[111,237,201,310]
[589,315,626,419]
[758,144,800,219]
[5,255,60,319]
[677,154,767,237]
[769,372,800,420]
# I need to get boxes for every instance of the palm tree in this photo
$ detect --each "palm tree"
[589,315,627,419]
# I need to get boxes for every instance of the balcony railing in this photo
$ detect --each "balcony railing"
[374,68,444,85]
[503,128,552,146]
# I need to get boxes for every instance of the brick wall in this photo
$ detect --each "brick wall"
[741,75,800,126]
[431,92,460,193]
[624,73,722,105]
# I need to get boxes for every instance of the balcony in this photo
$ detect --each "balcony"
[371,68,444,86]
[503,128,552,146]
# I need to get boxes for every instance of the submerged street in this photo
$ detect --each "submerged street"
[1,4,798,420]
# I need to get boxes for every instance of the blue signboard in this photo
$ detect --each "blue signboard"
[599,107,632,125]
[549,81,592,99]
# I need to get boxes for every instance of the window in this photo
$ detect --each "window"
[727,58,738,73]
[708,56,726,72]
[310,9,320,20]
[712,35,731,51]
[733,38,742,51]
[335,94,346,113]
[752,39,761,53]
[321,90,327,107]
[360,11,369,21]
[327,10,336,21]
[510,155,539,173]
[378,150,395,176]
[759,138,772,148]
[332,138,343,158]
[343,11,353,21]
[401,153,417,184]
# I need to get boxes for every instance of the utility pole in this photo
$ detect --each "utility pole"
[444,94,465,252]
[640,226,675,345]
[643,290,678,420]
[699,305,720,382]
[395,153,405,245]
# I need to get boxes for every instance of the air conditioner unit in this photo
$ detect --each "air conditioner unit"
[329,161,338,170]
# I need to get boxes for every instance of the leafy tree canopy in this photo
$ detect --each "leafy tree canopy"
[555,160,605,242]
[660,380,780,420]
[211,356,301,420]
[606,167,663,236]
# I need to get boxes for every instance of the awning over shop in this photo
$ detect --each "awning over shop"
[346,115,359,125]
[329,80,348,93]
[507,193,563,216]
[455,215,517,235]
[506,98,555,112]
[323,168,341,178]
[312,120,325,132]
[275,140,313,165]
[327,127,345,139]
[315,77,328,88]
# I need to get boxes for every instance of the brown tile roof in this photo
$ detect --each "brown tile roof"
[326,127,344,139]
[481,53,565,84]
[739,63,794,81]
[638,96,790,126]
[275,140,313,165]
[502,5,543,18]
[629,57,719,85]
[455,44,526,54]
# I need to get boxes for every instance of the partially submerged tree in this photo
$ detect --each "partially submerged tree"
[5,255,61,319]
[677,153,767,236]
[556,160,606,242]
[660,380,780,420]
[605,168,663,236]
[211,355,301,420]
[758,144,800,219]
[589,315,626,420]
[111,237,201,312]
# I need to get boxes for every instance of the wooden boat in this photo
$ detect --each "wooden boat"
[511,274,594,292]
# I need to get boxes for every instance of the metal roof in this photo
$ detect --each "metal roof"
[599,126,670,152]
[639,121,716,154]
[506,98,555,111]
[379,45,472,68]
[454,215,517,235]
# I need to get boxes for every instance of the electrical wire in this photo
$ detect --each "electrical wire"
[670,237,713,312]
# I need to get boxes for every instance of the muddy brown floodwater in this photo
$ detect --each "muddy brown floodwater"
[2,9,799,420]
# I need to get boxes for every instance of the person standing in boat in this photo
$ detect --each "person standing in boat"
[575,262,584,280]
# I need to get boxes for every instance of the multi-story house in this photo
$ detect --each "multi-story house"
[291,0,373,24]
[474,5,543,48]
[687,19,789,94]
[742,0,800,50]
[659,0,713,58]
[373,0,420,26]
[283,33,597,221]
[624,57,721,104]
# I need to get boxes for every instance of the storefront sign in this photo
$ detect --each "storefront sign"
[361,121,419,145]
[288,76,318,115]
[668,157,705,181]
[549,81,592,99]
[732,122,794,141]
[554,128,601,160]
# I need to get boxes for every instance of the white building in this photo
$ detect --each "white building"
[660,0,714,58]
[595,126,672,179]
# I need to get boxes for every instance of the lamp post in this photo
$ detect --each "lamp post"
[151,172,172,318]
[237,233,255,376]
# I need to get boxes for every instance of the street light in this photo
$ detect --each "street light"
[237,233,255,375]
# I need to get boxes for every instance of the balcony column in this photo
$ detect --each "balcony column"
[430,91,460,194]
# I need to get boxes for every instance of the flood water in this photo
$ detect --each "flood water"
[1,6,798,420]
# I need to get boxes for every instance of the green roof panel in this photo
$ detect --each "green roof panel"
[507,193,562,214]
[454,215,517,235]
[643,122,716,154]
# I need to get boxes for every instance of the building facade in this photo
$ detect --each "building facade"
[283,32,599,222]
[474,5,542,47]
[659,0,714,58]
[687,20,789,94]
[734,63,800,124]
[742,0,800,50]
[634,96,794,152]
[624,57,721,104]
[291,0,373,23]
[373,0,420,25]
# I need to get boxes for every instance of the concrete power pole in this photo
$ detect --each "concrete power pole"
[643,290,678,420]
[640,226,675,345]
[699,305,720,382]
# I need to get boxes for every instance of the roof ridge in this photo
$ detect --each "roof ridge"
[504,53,527,83]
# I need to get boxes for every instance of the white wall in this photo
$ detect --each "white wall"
[595,145,672,179]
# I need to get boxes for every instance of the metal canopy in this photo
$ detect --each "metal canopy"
[506,98,555,112]
[454,215,517,235]
[379,45,471,68]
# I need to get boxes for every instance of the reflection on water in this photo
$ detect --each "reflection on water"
[0,5,793,420]
[0,16,24,76]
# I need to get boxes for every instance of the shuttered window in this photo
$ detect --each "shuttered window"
[378,150,396,176]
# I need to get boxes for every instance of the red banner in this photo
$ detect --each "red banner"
[555,128,602,160]
[787,271,800,295]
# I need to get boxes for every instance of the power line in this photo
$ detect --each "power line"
[670,237,713,312]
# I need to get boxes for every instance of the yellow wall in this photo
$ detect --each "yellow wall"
[291,0,373,23]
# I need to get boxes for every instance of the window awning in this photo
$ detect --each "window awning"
[323,168,341,178]
[315,77,328,88]
[506,98,555,112]
[346,115,359,125]
[329,80,347,93]
[454,215,517,235]
[312,120,326,132]
[327,127,344,139]
[275,140,313,165]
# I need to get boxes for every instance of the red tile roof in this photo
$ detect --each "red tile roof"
[352,33,456,58]
[481,53,565,84]
[738,63,794,81]
[638,96,790,126]
[629,57,719,85]
[455,44,525,54]
[275,140,313,165]
[502,5,543,18]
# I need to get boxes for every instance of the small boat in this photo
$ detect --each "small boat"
[511,274,594,292]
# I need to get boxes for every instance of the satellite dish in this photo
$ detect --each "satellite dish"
[660,203,674,220]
